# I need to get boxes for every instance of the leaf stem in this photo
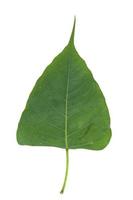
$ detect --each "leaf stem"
[60,148,69,194]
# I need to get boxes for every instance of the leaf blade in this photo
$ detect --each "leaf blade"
[17,20,111,150]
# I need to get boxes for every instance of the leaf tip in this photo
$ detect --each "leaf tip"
[68,16,76,47]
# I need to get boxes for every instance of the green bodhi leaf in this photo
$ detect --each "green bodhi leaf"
[17,17,112,193]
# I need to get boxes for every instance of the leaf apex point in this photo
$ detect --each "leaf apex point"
[68,17,76,47]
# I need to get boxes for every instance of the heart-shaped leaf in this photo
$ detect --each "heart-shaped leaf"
[17,18,111,193]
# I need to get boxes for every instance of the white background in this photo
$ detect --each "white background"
[0,0,133,199]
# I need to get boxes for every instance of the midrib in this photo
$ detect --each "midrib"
[65,66,70,149]
[60,65,70,193]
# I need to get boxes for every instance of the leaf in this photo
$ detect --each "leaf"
[17,17,112,193]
